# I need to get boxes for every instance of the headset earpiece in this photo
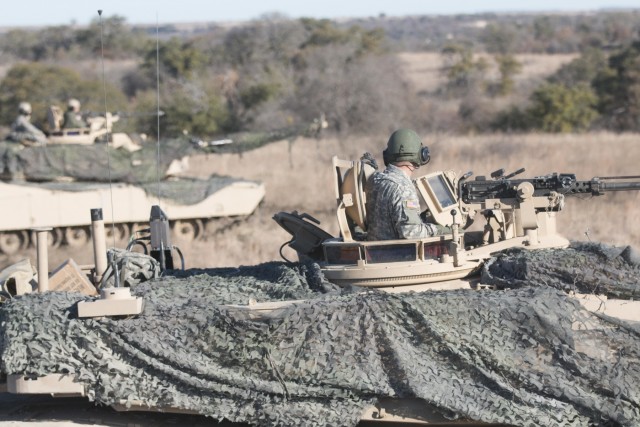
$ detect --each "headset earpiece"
[420,146,431,166]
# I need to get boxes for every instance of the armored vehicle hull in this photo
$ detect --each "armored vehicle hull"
[1,246,639,426]
[0,177,264,255]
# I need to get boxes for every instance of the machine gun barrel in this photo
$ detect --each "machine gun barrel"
[568,175,640,195]
[600,181,640,192]
[112,110,166,118]
[86,110,165,118]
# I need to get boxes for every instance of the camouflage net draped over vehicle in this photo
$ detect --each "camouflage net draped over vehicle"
[0,139,193,183]
[482,241,640,299]
[1,247,640,427]
[0,123,316,183]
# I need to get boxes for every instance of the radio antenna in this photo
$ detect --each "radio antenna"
[98,9,117,249]
[155,12,162,207]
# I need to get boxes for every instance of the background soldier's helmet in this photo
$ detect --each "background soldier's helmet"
[383,128,431,167]
[68,98,81,111]
[18,102,32,115]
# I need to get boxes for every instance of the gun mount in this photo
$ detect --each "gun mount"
[417,169,640,247]
[45,106,142,150]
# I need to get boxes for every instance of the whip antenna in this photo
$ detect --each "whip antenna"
[155,12,162,207]
[98,9,117,249]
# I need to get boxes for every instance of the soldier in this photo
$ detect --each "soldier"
[366,128,446,240]
[61,98,88,129]
[7,102,47,146]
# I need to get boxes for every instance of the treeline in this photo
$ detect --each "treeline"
[0,16,148,61]
[0,12,639,138]
[349,11,640,53]
[440,40,640,133]
[0,16,420,137]
[495,43,640,132]
[3,12,639,60]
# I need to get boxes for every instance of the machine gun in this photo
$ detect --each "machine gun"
[415,168,640,248]
[461,169,640,202]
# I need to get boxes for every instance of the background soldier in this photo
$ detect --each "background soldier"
[61,98,88,129]
[7,102,47,146]
[366,128,446,240]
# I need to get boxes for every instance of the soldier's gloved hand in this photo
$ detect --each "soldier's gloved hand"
[435,225,452,235]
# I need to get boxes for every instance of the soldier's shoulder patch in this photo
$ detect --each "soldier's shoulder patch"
[404,199,420,209]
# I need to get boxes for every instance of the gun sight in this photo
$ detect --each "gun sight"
[490,169,504,179]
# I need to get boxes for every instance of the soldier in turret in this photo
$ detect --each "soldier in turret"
[366,128,446,240]
[7,102,47,146]
[61,98,88,129]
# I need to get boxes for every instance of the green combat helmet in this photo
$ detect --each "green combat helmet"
[383,128,430,167]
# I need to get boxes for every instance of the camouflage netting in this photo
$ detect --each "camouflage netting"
[0,138,194,183]
[482,241,640,299]
[139,176,249,205]
[100,248,161,288]
[0,122,315,183]
[194,124,316,154]
[1,247,640,426]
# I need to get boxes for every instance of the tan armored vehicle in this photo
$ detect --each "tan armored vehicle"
[0,111,331,258]
[0,178,264,255]
[1,154,639,427]
[0,138,265,256]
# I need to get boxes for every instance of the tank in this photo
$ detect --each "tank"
[0,113,328,258]
[1,154,639,427]
[0,138,265,256]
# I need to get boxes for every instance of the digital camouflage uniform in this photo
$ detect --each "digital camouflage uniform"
[8,115,47,145]
[62,110,87,129]
[366,164,438,240]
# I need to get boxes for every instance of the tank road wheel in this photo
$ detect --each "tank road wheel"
[193,219,205,240]
[49,228,63,249]
[0,231,28,255]
[172,220,200,242]
[64,226,90,248]
[104,223,130,243]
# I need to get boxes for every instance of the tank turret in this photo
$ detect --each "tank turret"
[274,155,640,291]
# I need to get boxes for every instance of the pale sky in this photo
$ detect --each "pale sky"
[1,0,638,27]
